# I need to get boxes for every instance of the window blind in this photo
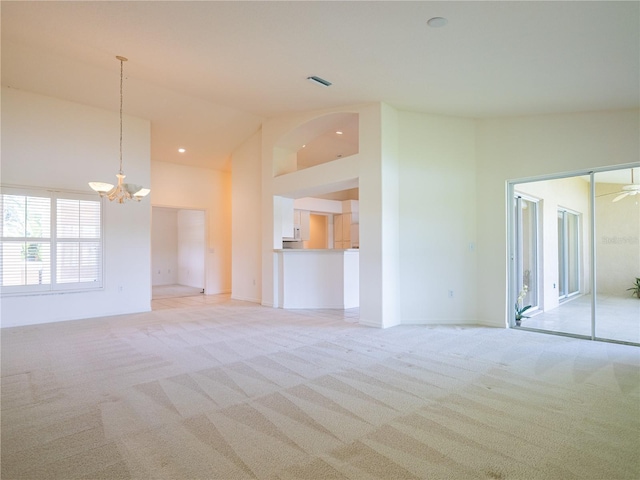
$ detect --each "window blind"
[1,187,103,294]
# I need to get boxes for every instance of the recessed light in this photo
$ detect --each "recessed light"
[427,17,448,28]
[336,131,343,135]
[178,148,186,153]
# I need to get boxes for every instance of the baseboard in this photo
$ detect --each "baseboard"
[231,295,261,304]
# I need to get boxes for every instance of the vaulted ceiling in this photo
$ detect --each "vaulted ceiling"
[2,1,638,172]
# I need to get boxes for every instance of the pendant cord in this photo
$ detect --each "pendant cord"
[119,57,124,175]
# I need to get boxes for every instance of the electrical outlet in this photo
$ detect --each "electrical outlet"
[448,290,454,298]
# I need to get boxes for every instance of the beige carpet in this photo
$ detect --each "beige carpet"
[152,284,204,300]
[1,300,639,479]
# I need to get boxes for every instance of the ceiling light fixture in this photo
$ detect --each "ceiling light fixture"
[89,56,150,203]
[307,76,332,87]
[427,17,448,28]
[178,148,186,153]
[336,131,343,135]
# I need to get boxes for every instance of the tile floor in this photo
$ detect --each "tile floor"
[520,293,640,344]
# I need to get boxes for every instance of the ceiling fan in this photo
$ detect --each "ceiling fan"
[598,169,640,202]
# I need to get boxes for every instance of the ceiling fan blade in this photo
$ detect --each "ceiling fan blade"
[596,191,622,198]
[613,192,630,202]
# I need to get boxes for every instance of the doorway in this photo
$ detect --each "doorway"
[151,207,206,300]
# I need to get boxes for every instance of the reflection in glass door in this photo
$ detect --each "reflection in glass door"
[515,196,538,311]
[594,169,640,344]
[558,209,580,300]
[510,167,639,346]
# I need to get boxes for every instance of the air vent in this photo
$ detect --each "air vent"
[307,76,332,87]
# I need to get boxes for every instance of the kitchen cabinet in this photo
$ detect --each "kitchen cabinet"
[276,196,295,239]
[294,209,311,241]
[333,213,352,248]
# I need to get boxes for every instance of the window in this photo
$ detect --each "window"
[558,208,580,300]
[0,187,103,294]
[514,195,540,311]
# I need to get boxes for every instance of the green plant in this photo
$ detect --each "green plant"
[627,277,640,299]
[515,286,532,325]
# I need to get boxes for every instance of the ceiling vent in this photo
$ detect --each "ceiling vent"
[307,76,332,87]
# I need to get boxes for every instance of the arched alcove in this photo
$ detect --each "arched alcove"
[273,112,359,176]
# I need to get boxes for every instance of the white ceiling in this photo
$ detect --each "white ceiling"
[2,1,639,172]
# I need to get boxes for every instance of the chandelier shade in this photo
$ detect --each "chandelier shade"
[89,56,150,203]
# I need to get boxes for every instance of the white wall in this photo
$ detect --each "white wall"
[1,87,152,327]
[151,161,231,295]
[177,210,206,289]
[231,129,262,303]
[398,111,478,324]
[476,109,640,327]
[151,208,178,286]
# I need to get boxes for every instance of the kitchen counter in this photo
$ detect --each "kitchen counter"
[274,248,359,252]
[274,249,359,309]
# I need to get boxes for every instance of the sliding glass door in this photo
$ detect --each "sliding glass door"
[509,166,639,345]
[593,170,640,344]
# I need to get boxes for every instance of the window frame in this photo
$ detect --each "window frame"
[557,207,581,301]
[0,185,104,296]
[514,193,541,313]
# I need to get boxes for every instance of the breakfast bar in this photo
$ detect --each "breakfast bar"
[274,249,359,309]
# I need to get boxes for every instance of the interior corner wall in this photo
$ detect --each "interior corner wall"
[151,161,231,295]
[231,128,263,303]
[0,87,152,327]
[476,109,640,327]
[397,111,478,324]
[372,103,401,328]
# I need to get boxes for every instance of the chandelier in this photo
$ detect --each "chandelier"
[89,56,150,203]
